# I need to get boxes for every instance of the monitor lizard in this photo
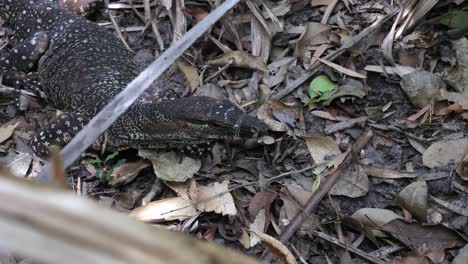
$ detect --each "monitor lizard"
[0,0,266,156]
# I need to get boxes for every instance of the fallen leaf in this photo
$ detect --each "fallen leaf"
[400,71,445,108]
[206,51,267,72]
[396,181,428,222]
[307,75,337,103]
[0,150,32,177]
[440,89,468,110]
[435,102,464,116]
[323,79,369,105]
[248,191,277,220]
[197,180,237,216]
[139,150,201,182]
[440,10,468,29]
[262,57,297,87]
[109,160,150,186]
[422,138,468,168]
[431,196,468,217]
[130,197,198,222]
[0,122,19,144]
[252,231,297,264]
[247,209,266,248]
[382,220,464,258]
[330,163,369,198]
[295,22,331,60]
[351,208,403,227]
[364,64,416,77]
[304,136,341,165]
[317,58,367,79]
[257,101,290,132]
[177,60,199,93]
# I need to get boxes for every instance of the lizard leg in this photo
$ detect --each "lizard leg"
[1,71,44,112]
[0,31,49,72]
[31,112,89,157]
[1,71,43,96]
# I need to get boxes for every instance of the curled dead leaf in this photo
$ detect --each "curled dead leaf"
[252,231,297,264]
[109,160,150,186]
[206,51,268,72]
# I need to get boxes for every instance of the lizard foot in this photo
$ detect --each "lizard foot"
[31,112,89,156]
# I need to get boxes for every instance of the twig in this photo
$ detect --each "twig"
[272,8,399,100]
[36,0,242,182]
[262,129,374,261]
[312,231,388,264]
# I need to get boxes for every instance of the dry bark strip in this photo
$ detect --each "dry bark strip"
[263,130,374,262]
[37,0,242,181]
[0,169,260,264]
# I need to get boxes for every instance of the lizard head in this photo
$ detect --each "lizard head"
[139,96,268,145]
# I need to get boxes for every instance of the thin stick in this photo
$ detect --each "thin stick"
[36,0,242,182]
[262,129,374,261]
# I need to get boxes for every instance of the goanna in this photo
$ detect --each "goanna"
[0,0,265,156]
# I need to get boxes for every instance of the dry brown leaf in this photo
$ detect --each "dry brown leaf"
[422,138,468,169]
[330,163,369,198]
[435,102,464,116]
[295,22,331,60]
[177,60,199,93]
[252,231,297,264]
[364,64,416,77]
[0,122,19,144]
[165,180,199,201]
[130,197,198,222]
[247,209,266,248]
[317,58,366,78]
[109,160,150,186]
[440,89,468,110]
[248,191,277,220]
[197,180,237,216]
[390,256,430,264]
[257,102,289,132]
[0,150,32,177]
[206,51,268,72]
[304,136,341,164]
[311,0,335,6]
[138,150,201,182]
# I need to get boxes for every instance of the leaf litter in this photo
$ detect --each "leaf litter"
[1,0,468,263]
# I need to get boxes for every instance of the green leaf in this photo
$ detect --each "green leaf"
[440,11,468,30]
[311,174,321,193]
[307,75,337,103]
[371,229,388,238]
[86,157,102,165]
[105,158,127,182]
[104,151,119,163]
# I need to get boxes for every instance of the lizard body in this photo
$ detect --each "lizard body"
[0,0,265,156]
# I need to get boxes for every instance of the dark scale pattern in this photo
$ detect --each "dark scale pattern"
[0,0,266,156]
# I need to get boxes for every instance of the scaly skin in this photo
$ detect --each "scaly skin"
[0,0,266,156]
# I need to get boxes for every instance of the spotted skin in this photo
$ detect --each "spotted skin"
[0,0,266,156]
